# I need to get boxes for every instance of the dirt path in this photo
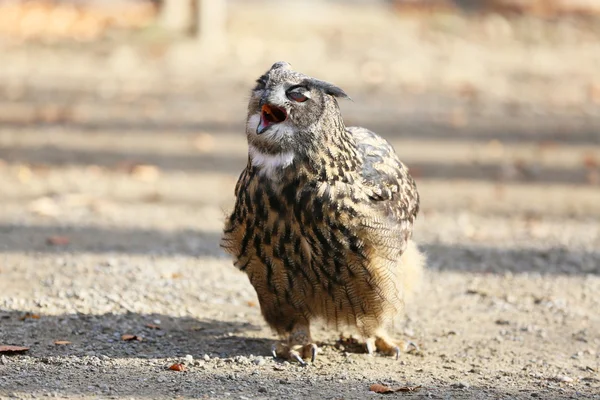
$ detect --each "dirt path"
[1,5,600,399]
[1,100,599,399]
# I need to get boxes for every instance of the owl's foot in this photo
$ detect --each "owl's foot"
[271,342,319,366]
[271,324,318,365]
[365,336,419,360]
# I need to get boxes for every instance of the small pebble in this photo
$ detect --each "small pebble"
[203,354,211,361]
[452,382,470,389]
[235,356,249,364]
[184,354,194,364]
[253,357,266,366]
[104,258,117,267]
[555,375,574,383]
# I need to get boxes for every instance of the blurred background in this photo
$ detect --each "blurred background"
[1,0,600,269]
[1,2,599,397]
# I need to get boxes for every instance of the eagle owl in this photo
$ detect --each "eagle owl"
[222,62,424,364]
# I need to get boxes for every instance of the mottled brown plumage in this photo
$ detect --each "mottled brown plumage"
[221,62,424,363]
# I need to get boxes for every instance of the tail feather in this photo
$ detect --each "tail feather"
[399,240,425,306]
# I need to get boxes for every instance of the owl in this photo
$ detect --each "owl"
[221,62,424,365]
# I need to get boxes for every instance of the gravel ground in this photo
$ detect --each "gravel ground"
[1,3,600,399]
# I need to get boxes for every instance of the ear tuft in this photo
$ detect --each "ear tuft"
[306,79,351,100]
[324,84,350,100]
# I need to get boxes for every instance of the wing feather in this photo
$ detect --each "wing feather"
[349,127,420,241]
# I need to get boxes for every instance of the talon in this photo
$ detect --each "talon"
[406,341,420,352]
[310,344,318,363]
[366,339,376,356]
[290,351,307,366]
[394,346,401,360]
[271,344,278,359]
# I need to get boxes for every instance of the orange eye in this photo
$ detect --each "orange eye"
[287,91,308,103]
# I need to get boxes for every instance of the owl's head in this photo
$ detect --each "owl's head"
[245,62,349,171]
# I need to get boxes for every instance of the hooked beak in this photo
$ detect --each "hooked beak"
[257,103,287,135]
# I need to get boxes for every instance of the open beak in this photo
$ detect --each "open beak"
[257,104,287,134]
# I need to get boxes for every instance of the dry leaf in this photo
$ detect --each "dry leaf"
[587,170,599,185]
[370,383,421,394]
[398,385,421,392]
[0,1,155,40]
[20,313,40,320]
[0,345,30,354]
[46,236,70,246]
[145,323,161,330]
[538,140,558,152]
[448,107,468,128]
[588,82,600,104]
[36,105,71,123]
[142,192,163,203]
[458,83,478,100]
[121,334,142,342]
[169,363,186,372]
[54,340,71,345]
[583,153,598,169]
[370,384,394,394]
[130,164,160,182]
[17,165,32,183]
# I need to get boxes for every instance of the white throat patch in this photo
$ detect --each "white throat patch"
[248,145,294,176]
[246,112,295,176]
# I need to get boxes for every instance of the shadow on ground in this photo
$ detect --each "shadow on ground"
[0,309,589,399]
[0,224,598,276]
[0,143,595,184]
[0,310,265,359]
[3,87,600,144]
[0,224,222,257]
